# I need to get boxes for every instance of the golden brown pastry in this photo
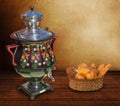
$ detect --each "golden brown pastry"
[69,63,112,80]
[78,63,87,70]
[98,64,105,73]
[98,64,112,78]
[75,74,85,79]
[78,68,91,78]
[86,72,93,79]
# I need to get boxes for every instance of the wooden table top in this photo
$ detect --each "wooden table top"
[0,68,120,106]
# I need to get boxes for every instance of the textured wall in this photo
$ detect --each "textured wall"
[1,0,120,70]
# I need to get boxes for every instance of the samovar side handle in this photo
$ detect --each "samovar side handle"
[6,44,20,66]
[51,37,56,50]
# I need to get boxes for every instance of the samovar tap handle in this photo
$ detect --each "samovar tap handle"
[6,44,19,66]
[47,68,55,82]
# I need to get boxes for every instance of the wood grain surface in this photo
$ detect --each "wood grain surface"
[0,67,119,106]
[1,0,120,70]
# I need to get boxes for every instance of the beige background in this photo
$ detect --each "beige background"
[1,0,120,70]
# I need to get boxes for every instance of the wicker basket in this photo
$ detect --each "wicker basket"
[69,78,103,91]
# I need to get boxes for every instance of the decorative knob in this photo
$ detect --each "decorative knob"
[45,27,49,31]
[30,6,34,11]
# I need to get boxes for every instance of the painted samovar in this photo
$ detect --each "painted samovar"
[6,6,56,100]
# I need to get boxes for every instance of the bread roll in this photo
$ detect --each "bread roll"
[86,72,93,79]
[98,64,112,78]
[98,64,105,73]
[86,71,97,79]
[78,63,87,70]
[75,74,85,79]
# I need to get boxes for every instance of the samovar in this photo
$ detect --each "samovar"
[6,6,56,100]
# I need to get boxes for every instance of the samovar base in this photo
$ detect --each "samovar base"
[18,78,53,100]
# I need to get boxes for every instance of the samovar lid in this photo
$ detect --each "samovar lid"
[10,6,54,42]
[21,6,43,19]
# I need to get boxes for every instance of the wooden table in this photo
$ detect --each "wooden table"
[0,67,120,106]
